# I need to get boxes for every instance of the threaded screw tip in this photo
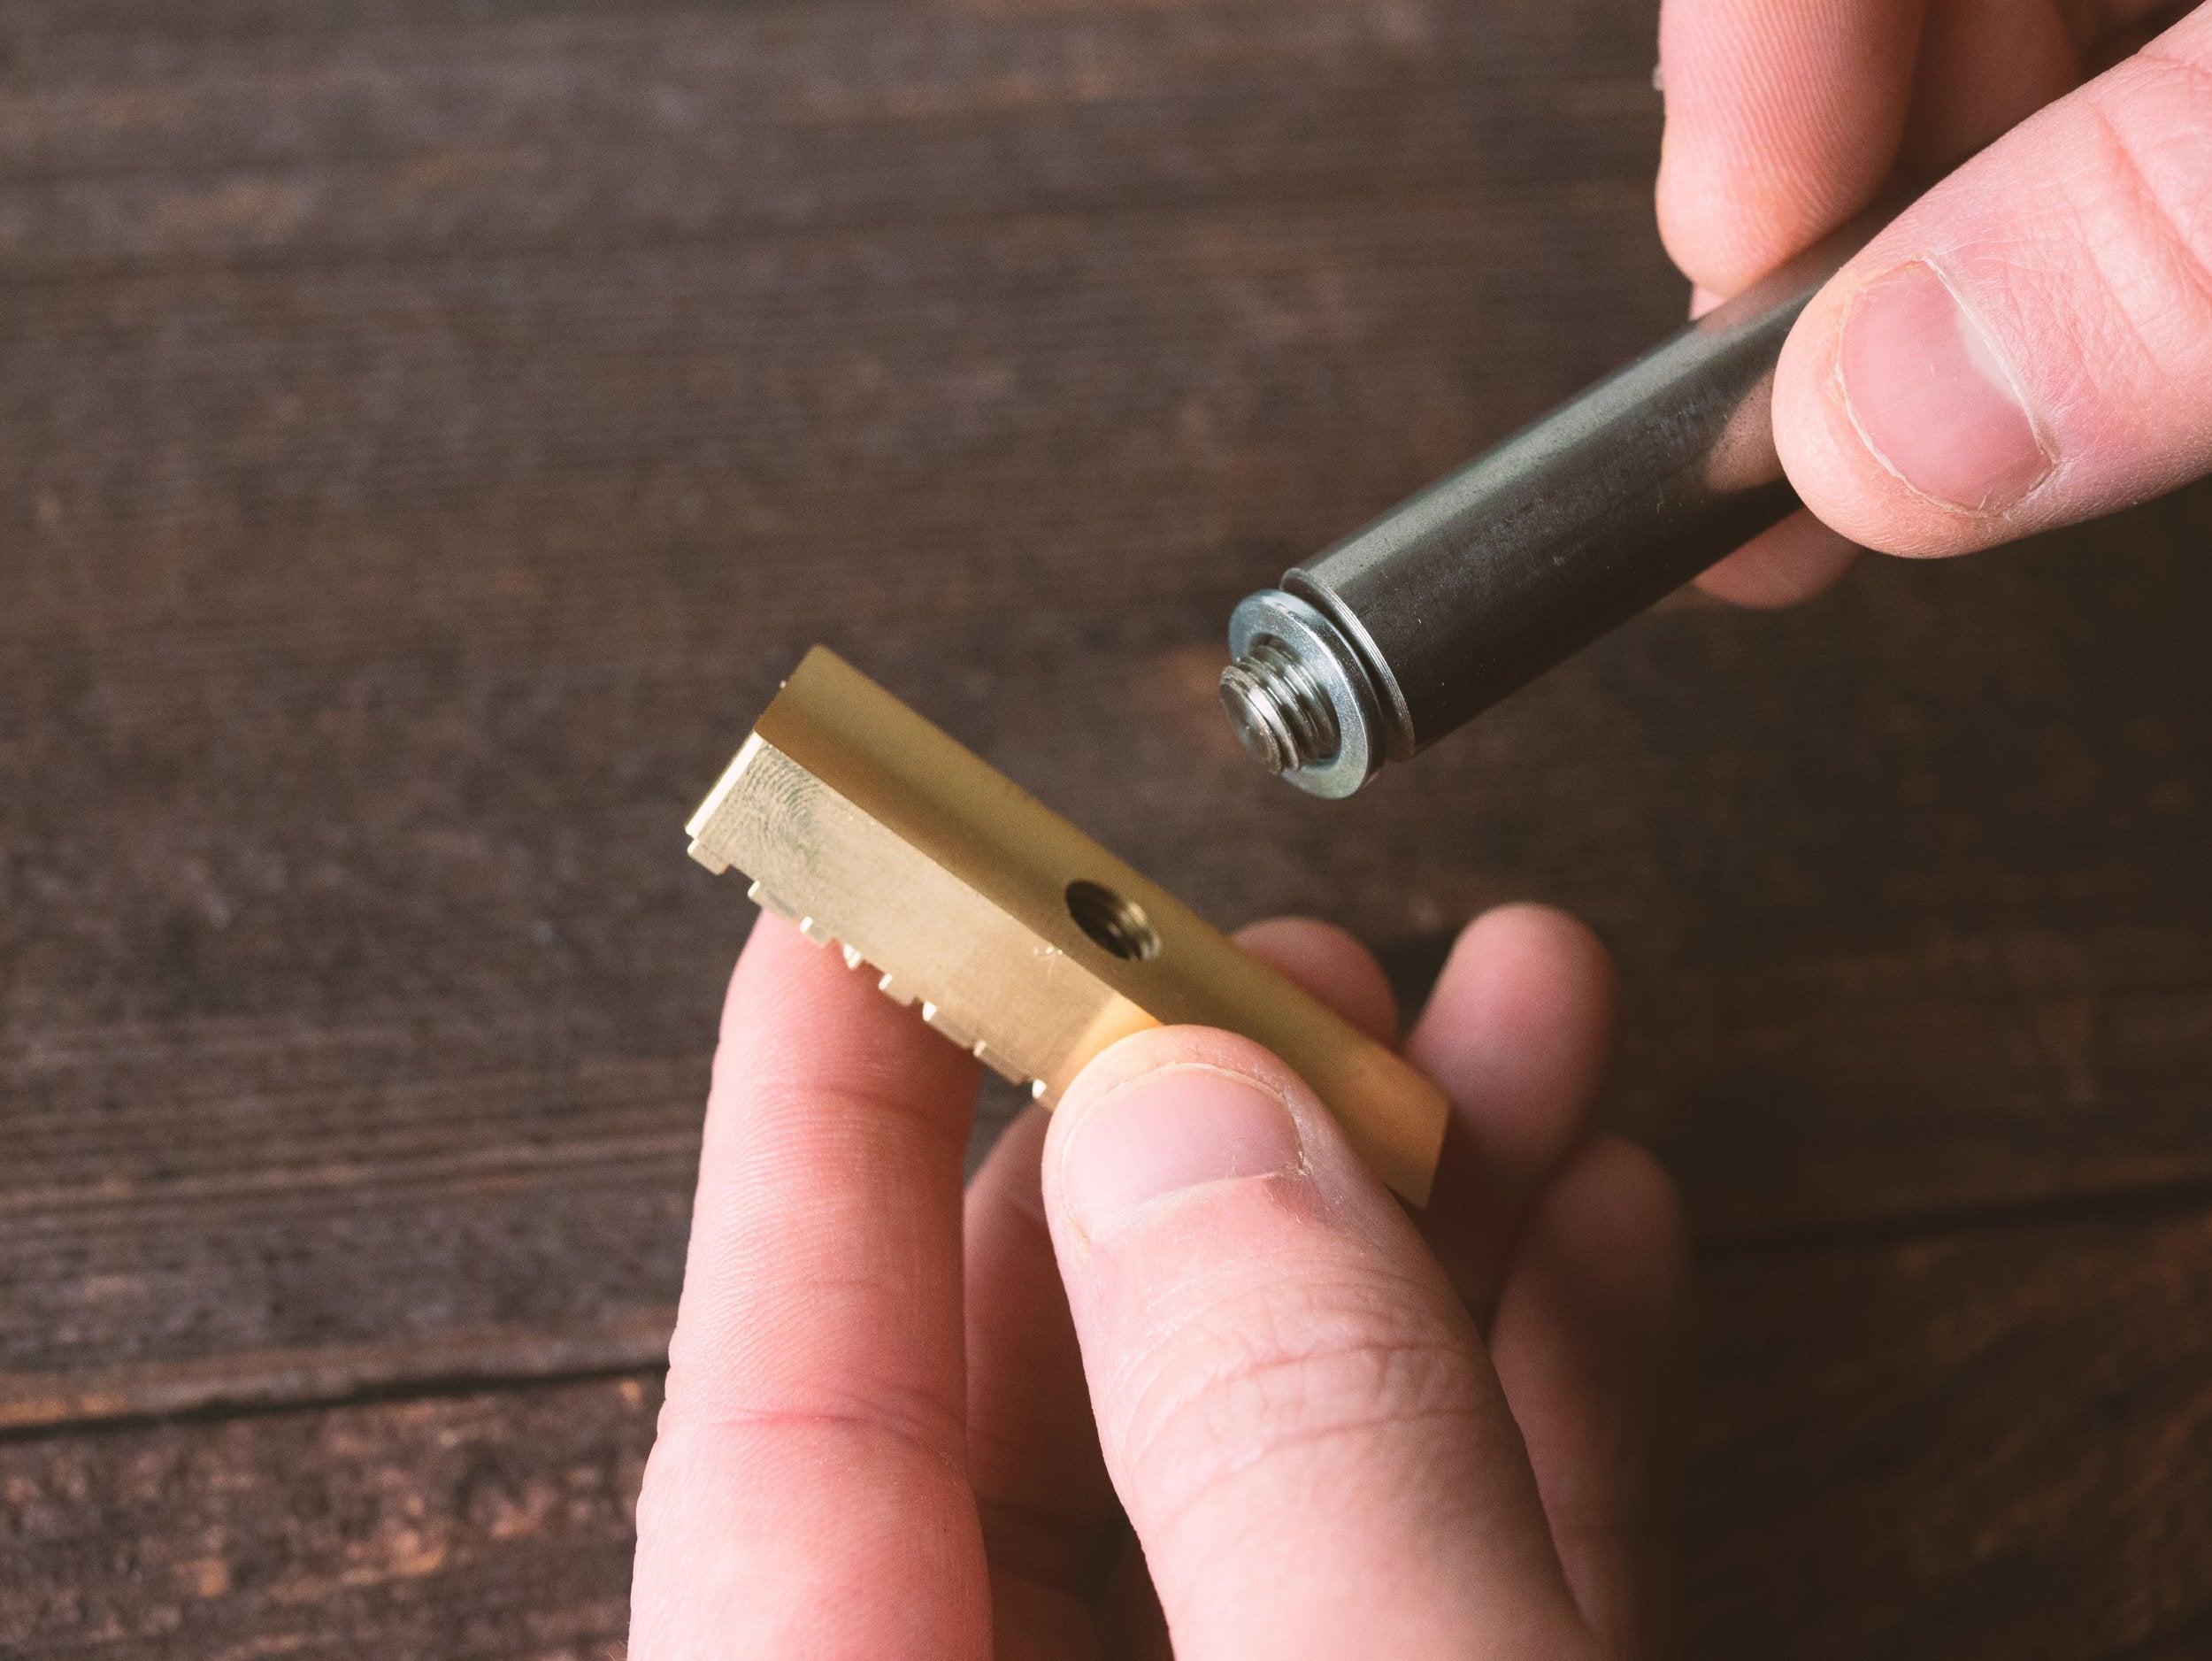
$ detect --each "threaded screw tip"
[1219,637,1340,774]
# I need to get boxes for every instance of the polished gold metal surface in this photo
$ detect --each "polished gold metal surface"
[686,647,1449,1203]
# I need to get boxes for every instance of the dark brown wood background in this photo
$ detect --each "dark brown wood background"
[4,0,2209,1654]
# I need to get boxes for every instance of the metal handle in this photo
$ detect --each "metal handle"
[1222,212,1877,798]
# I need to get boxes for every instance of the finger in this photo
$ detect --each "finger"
[1655,0,1925,297]
[1491,1138,1693,1661]
[630,916,989,1661]
[1692,508,1863,607]
[1233,916,1399,1046]
[1228,910,1607,1325]
[1043,1027,1594,1658]
[963,1103,1118,1660]
[1774,8,2212,556]
[1405,904,1619,1322]
[958,917,1399,1657]
[1897,0,2079,173]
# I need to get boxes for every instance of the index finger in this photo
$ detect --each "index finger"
[1655,0,1924,298]
[629,915,991,1660]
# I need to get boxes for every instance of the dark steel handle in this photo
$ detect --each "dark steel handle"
[1223,211,1878,798]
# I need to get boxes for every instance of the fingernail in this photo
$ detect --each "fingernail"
[1839,260,2055,512]
[1061,1065,1303,1235]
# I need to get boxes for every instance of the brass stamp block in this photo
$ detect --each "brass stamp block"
[686,648,1448,1203]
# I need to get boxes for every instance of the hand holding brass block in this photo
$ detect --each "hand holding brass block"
[685,648,1449,1203]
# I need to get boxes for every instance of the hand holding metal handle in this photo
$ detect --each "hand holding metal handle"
[1221,212,1878,797]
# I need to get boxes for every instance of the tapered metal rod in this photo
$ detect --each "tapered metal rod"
[1222,214,1876,798]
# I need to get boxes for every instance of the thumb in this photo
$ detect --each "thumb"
[1041,1027,1596,1660]
[1774,7,2212,558]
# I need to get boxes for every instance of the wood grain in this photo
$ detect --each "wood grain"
[0,1373,657,1659]
[1688,1202,2212,1657]
[2,0,2208,1651]
[9,1212,2212,1658]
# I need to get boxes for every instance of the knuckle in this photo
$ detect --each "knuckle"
[2070,57,2212,351]
[1107,1265,1487,1527]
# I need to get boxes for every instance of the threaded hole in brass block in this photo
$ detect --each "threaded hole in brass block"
[1066,879,1161,963]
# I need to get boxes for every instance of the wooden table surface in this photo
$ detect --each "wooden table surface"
[4,1,2210,1654]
